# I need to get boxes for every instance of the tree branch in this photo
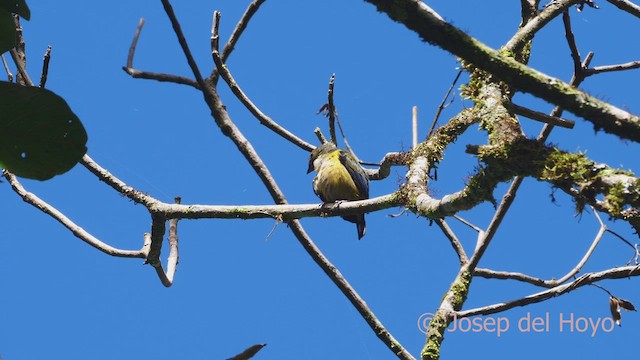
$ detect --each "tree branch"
[211,46,314,151]
[2,170,148,258]
[607,0,640,18]
[121,17,200,89]
[157,1,415,357]
[508,102,575,128]
[505,0,579,52]
[209,0,267,85]
[457,265,640,318]
[363,0,640,142]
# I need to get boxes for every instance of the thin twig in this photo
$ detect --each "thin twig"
[148,213,170,285]
[508,102,575,128]
[1,54,13,82]
[584,61,640,76]
[592,208,639,264]
[80,154,158,207]
[38,45,52,88]
[2,170,147,258]
[126,18,145,69]
[122,67,200,89]
[562,11,583,75]
[10,15,33,86]
[334,113,360,161]
[287,221,416,360]
[314,127,328,144]
[9,48,33,86]
[477,224,605,287]
[607,0,640,18]
[476,208,634,287]
[211,49,314,151]
[327,74,337,145]
[504,0,581,51]
[210,0,267,84]
[468,177,525,270]
[412,106,418,148]
[452,215,484,234]
[554,224,606,284]
[211,11,221,56]
[536,21,594,145]
[122,18,199,89]
[428,68,462,138]
[474,268,549,287]
[435,218,468,265]
[458,265,640,318]
[152,197,181,288]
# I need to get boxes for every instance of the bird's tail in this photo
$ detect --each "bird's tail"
[343,214,366,240]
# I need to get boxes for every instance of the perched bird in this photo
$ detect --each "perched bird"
[307,142,370,239]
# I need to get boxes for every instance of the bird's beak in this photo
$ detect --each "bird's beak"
[306,163,314,174]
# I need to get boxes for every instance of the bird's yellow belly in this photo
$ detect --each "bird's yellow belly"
[314,162,361,202]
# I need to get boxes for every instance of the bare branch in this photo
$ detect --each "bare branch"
[365,151,408,181]
[9,48,32,86]
[453,215,484,234]
[508,102,575,128]
[38,45,52,88]
[80,155,159,207]
[1,54,13,82]
[435,218,468,265]
[2,170,147,258]
[126,18,145,69]
[211,49,314,151]
[327,74,337,145]
[474,268,549,287]
[412,106,418,148]
[584,60,640,76]
[537,52,593,141]
[607,0,640,18]
[122,67,200,88]
[519,0,540,25]
[504,0,580,52]
[427,68,462,138]
[286,221,416,360]
[158,194,400,221]
[220,0,266,63]
[468,177,525,270]
[122,17,199,89]
[562,11,583,75]
[211,11,221,56]
[10,16,33,86]
[457,265,640,318]
[209,0,267,84]
[477,217,607,287]
[149,197,181,288]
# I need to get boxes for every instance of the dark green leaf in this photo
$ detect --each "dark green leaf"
[0,8,16,54]
[0,81,88,180]
[0,0,30,20]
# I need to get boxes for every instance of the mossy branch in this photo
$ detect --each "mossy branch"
[364,0,640,143]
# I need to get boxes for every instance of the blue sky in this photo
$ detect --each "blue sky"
[1,1,639,359]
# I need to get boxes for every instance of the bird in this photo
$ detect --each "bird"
[307,142,370,239]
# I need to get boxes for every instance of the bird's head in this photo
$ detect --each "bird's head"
[307,142,338,174]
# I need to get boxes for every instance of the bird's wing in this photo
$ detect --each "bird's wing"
[339,150,369,199]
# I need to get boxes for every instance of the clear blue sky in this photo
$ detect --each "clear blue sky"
[1,1,639,359]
